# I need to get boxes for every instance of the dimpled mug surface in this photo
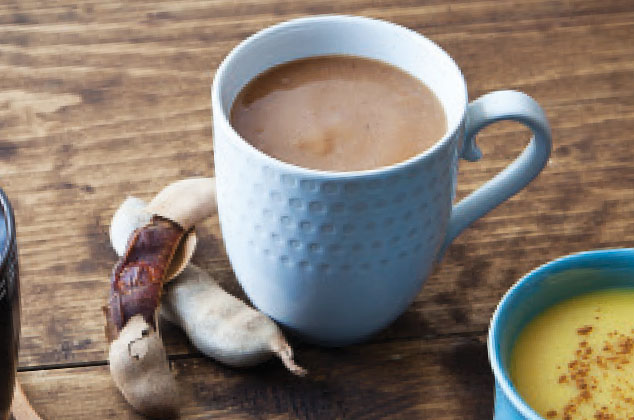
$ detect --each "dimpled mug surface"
[214,131,458,346]
[212,15,551,346]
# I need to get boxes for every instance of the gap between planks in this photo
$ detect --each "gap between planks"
[17,329,487,372]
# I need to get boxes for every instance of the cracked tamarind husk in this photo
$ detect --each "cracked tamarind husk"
[109,315,178,419]
[109,193,306,376]
[104,178,217,419]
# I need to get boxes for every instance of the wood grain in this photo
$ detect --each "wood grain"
[1,0,633,418]
[18,334,492,420]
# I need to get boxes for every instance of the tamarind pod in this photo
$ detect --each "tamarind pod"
[113,217,184,283]
[109,316,179,419]
[105,217,185,338]
[146,177,216,231]
[162,265,307,376]
[106,278,161,341]
[109,197,152,257]
[105,179,217,418]
[110,196,307,376]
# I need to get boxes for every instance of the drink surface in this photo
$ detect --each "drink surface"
[511,289,634,419]
[231,55,447,172]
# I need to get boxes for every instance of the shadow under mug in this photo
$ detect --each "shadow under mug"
[488,249,634,419]
[212,15,552,346]
[0,188,19,420]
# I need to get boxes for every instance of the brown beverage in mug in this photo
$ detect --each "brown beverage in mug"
[230,55,447,171]
[0,189,19,420]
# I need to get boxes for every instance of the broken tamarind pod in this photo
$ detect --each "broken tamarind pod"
[11,381,44,420]
[105,216,186,341]
[109,316,179,419]
[104,217,184,419]
[109,194,307,375]
[105,177,216,340]
[105,178,216,418]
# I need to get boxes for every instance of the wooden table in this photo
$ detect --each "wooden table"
[1,0,633,418]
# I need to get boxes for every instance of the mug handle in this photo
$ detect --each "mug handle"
[438,90,552,257]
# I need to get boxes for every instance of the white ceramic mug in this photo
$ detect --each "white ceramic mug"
[212,15,552,346]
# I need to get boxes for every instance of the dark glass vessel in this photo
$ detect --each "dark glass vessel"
[0,189,19,420]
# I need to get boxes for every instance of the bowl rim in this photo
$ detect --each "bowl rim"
[487,248,634,419]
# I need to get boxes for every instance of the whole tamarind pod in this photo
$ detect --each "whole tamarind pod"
[162,265,307,376]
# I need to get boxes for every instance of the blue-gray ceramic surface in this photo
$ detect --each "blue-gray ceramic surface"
[212,15,552,345]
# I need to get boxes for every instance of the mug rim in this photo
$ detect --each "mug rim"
[0,188,15,272]
[487,248,634,420]
[211,14,468,179]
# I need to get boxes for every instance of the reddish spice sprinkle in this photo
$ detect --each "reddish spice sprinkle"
[578,325,594,335]
[617,337,634,354]
[548,323,634,419]
[594,411,615,420]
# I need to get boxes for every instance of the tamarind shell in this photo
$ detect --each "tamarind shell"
[106,217,185,339]
[109,316,180,419]
[146,177,216,232]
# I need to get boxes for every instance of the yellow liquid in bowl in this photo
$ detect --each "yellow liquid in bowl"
[510,289,634,419]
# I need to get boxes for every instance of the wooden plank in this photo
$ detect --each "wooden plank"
[0,0,631,378]
[18,334,493,420]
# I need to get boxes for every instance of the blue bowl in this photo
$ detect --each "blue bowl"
[487,248,634,419]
